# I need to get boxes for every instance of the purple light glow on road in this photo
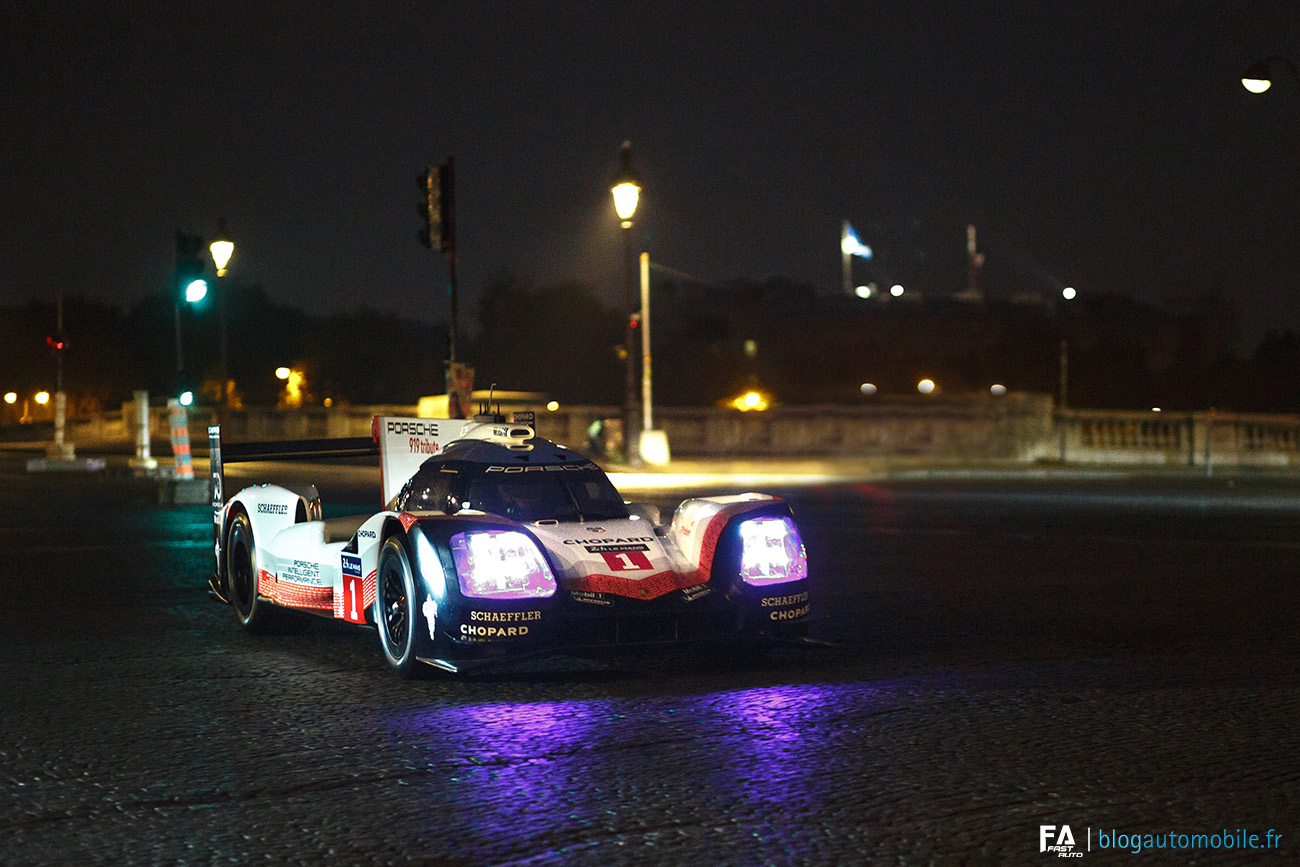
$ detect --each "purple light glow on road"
[394,679,905,863]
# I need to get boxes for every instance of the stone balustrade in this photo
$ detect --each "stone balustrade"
[12,394,1300,469]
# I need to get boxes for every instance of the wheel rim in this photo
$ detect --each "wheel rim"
[381,556,409,650]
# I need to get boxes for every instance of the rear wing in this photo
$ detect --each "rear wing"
[207,423,380,595]
[207,414,531,592]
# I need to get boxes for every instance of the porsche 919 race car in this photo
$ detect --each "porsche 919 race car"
[207,411,810,676]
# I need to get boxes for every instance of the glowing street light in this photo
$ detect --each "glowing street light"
[4,392,15,405]
[210,219,234,408]
[890,284,905,297]
[917,379,936,394]
[276,366,305,408]
[860,383,877,396]
[1241,57,1300,95]
[209,226,234,276]
[1062,286,1076,300]
[35,391,50,405]
[731,390,770,412]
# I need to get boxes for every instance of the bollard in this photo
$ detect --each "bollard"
[127,390,158,472]
[45,391,76,460]
[167,399,194,479]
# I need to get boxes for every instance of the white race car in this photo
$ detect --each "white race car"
[207,411,810,676]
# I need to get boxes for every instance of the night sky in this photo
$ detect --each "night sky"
[4,1,1300,348]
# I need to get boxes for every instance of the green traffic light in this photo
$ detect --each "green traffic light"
[185,279,208,303]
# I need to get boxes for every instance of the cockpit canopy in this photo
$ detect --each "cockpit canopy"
[394,439,628,523]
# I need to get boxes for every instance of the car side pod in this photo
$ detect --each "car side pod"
[206,423,378,604]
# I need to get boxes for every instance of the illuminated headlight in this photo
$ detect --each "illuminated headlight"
[449,531,557,599]
[738,517,807,586]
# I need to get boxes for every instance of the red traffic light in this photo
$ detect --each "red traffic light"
[46,335,65,351]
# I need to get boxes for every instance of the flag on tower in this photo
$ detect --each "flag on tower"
[841,222,873,259]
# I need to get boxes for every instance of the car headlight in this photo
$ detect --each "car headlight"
[449,530,558,599]
[738,516,807,586]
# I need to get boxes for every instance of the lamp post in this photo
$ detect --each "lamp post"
[209,219,234,408]
[1057,285,1075,462]
[611,141,641,465]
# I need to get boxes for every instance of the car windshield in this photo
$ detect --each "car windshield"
[461,471,629,523]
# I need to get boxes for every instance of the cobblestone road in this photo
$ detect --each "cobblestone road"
[1,461,1296,865]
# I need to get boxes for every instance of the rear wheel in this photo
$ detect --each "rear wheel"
[226,510,279,633]
[376,536,425,678]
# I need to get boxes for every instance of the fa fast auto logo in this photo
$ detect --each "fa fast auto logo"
[1040,825,1082,858]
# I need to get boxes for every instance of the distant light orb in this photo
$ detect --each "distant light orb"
[546,400,559,411]
[917,379,935,394]
[3,392,15,405]
[1061,286,1076,300]
[35,391,50,405]
[890,284,905,297]
[990,384,1007,397]
[731,390,770,412]
[860,383,877,396]
[323,398,333,408]
[185,278,208,303]
[854,285,872,299]
[179,390,194,407]
[1152,407,1162,413]
[275,367,291,380]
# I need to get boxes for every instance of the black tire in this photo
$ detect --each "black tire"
[226,510,279,633]
[375,536,425,678]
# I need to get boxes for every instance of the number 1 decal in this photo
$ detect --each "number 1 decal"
[343,572,366,622]
[600,550,654,571]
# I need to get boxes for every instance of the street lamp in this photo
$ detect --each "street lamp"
[1241,56,1300,94]
[209,219,234,408]
[611,141,641,465]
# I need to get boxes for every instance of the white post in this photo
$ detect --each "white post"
[128,390,157,471]
[46,391,75,460]
[640,251,652,433]
[636,251,670,465]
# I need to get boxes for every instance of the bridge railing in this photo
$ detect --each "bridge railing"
[1058,409,1300,467]
[10,395,1300,469]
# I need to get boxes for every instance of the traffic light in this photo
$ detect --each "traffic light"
[46,334,66,352]
[175,233,208,302]
[416,158,455,252]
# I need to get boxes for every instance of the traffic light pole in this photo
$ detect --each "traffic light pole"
[47,293,74,461]
[447,245,458,364]
[418,157,468,416]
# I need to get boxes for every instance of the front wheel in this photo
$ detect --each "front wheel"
[226,510,278,633]
[375,536,425,678]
